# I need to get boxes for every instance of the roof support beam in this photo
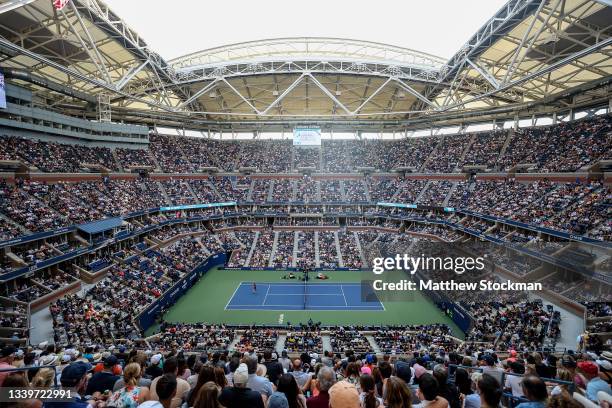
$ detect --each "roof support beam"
[260,74,306,115]
[393,78,438,108]
[65,1,113,84]
[0,0,36,15]
[306,73,352,115]
[115,60,149,91]
[177,79,220,109]
[220,78,260,114]
[439,35,612,112]
[353,77,393,114]
[466,59,500,89]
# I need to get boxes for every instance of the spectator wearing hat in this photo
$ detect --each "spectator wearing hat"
[146,354,163,379]
[45,361,93,408]
[0,345,16,386]
[218,363,264,408]
[149,357,189,408]
[562,355,586,390]
[578,361,612,402]
[329,380,360,408]
[86,355,120,396]
[306,366,336,408]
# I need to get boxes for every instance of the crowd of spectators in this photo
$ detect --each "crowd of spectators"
[1,115,609,178]
[3,332,612,408]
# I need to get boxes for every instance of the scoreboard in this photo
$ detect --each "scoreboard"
[293,127,321,147]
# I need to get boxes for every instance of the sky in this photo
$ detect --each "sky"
[102,0,508,61]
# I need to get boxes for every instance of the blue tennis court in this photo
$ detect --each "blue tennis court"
[225,282,384,311]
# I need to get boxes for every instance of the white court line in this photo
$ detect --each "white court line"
[224,281,245,310]
[266,293,342,296]
[226,305,384,310]
[226,281,383,310]
[262,284,271,306]
[340,285,348,306]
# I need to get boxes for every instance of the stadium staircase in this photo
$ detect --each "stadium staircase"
[354,232,367,267]
[415,181,431,203]
[275,334,287,353]
[315,181,322,201]
[206,180,224,200]
[268,232,280,268]
[339,180,347,202]
[244,232,260,267]
[148,153,163,172]
[314,232,321,268]
[334,232,344,267]
[246,180,255,202]
[362,179,372,202]
[420,136,443,171]
[156,181,172,204]
[456,133,477,169]
[443,182,460,206]
[184,182,200,202]
[111,149,123,171]
[389,182,405,202]
[292,232,300,268]
[290,180,298,201]
[365,335,381,354]
[267,180,275,202]
[498,129,514,163]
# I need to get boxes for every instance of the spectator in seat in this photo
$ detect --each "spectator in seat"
[218,363,265,408]
[415,373,448,408]
[578,361,612,402]
[268,392,290,408]
[263,350,284,386]
[481,355,504,385]
[108,362,150,408]
[3,372,42,408]
[138,374,177,408]
[86,355,120,396]
[0,345,16,386]
[307,366,336,408]
[149,358,189,408]
[146,354,163,379]
[384,377,413,408]
[290,359,312,390]
[45,361,93,408]
[277,373,307,408]
[329,380,360,408]
[454,368,479,408]
[192,381,223,408]
[359,373,383,408]
[476,374,503,408]
[246,356,273,399]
